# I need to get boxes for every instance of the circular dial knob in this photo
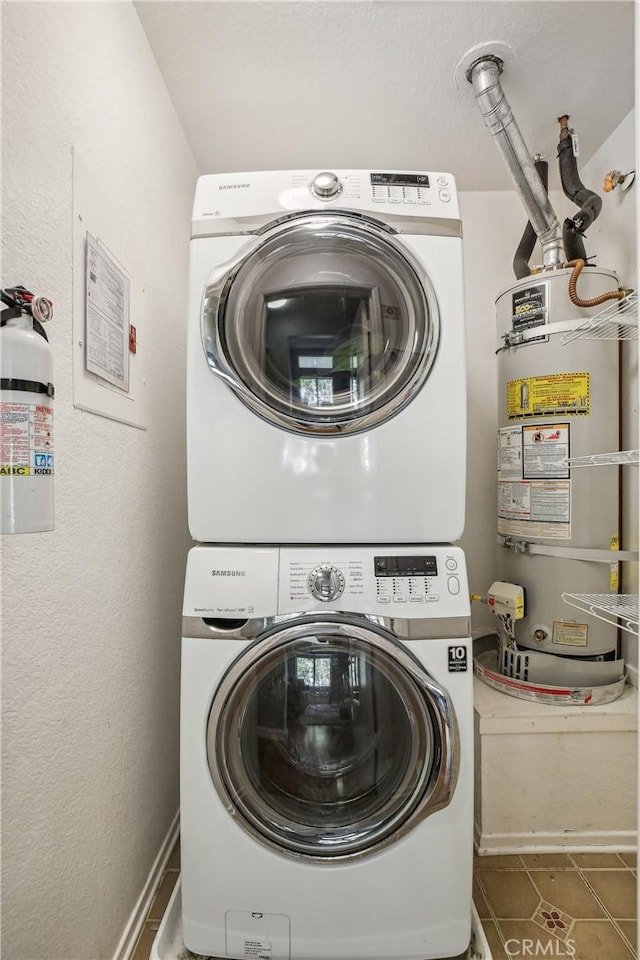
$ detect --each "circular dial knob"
[310,171,342,200]
[308,565,346,602]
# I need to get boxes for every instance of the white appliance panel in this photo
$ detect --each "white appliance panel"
[180,630,473,960]
[187,194,466,544]
[192,169,460,228]
[183,544,470,619]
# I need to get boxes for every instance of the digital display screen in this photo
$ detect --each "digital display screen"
[371,173,430,188]
[374,556,438,577]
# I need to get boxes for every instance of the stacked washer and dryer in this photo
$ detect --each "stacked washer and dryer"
[182,170,472,960]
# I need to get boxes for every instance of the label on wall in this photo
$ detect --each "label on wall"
[0,402,54,476]
[511,282,548,344]
[506,373,590,420]
[85,233,130,391]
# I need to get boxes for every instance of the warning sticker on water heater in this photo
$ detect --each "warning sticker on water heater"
[498,479,571,539]
[506,373,589,420]
[523,423,570,479]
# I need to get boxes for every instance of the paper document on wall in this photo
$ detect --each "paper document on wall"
[85,233,130,391]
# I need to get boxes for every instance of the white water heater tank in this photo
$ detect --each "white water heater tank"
[495,266,620,660]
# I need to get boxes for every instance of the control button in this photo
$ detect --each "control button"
[445,558,458,571]
[447,576,460,595]
[410,595,425,602]
[426,594,439,602]
[378,596,391,604]
[388,186,403,203]
[439,189,451,203]
[393,595,407,603]
[308,564,345,602]
[404,187,418,204]
[418,188,431,204]
[310,171,343,200]
[437,176,449,187]
[372,185,387,203]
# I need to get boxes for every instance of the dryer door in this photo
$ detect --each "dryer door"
[201,214,439,435]
[207,619,458,860]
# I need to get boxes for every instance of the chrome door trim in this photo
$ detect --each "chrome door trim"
[192,212,462,241]
[200,213,440,436]
[182,613,471,641]
[205,616,460,861]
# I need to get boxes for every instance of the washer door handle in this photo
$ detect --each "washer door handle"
[204,336,257,403]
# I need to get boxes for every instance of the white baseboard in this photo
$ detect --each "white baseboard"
[475,823,637,855]
[112,810,180,960]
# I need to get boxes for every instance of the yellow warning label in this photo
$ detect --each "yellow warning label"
[0,465,30,475]
[507,373,590,420]
[610,534,620,591]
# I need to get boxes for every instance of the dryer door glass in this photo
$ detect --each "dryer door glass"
[207,621,457,860]
[202,215,439,435]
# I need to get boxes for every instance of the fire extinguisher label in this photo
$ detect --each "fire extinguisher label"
[0,402,54,476]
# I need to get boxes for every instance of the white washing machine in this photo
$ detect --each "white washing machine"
[181,544,473,960]
[187,170,466,544]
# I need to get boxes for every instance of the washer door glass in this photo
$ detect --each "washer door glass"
[207,621,457,860]
[202,215,439,435]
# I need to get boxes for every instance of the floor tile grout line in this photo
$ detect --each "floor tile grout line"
[612,921,639,960]
[575,862,639,957]
[473,870,511,952]
[577,864,637,922]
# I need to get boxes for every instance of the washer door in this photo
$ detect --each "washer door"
[207,619,458,860]
[202,214,439,435]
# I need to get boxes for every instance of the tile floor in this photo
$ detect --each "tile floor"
[132,843,638,960]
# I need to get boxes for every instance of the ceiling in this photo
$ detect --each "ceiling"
[135,1,635,191]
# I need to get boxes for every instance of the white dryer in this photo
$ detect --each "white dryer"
[187,170,466,543]
[181,544,473,960]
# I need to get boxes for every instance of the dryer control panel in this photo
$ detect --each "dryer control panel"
[192,169,460,228]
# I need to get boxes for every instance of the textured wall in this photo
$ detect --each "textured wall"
[1,3,197,959]
[458,192,525,637]
[580,110,637,678]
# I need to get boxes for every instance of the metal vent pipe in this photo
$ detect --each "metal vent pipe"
[466,55,564,270]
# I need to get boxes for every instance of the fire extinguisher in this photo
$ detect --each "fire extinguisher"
[1,286,55,534]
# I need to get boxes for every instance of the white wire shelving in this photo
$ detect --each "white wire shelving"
[561,592,639,636]
[565,449,639,468]
[561,290,638,344]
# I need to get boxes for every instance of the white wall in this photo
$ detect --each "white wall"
[581,110,638,677]
[1,4,197,959]
[458,192,525,637]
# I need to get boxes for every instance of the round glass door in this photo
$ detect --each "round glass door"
[202,215,439,435]
[207,620,458,860]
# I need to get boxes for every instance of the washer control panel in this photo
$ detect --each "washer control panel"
[183,546,469,620]
[280,546,469,617]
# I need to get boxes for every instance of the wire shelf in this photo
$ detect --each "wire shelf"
[566,450,639,468]
[561,291,638,343]
[561,593,639,636]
